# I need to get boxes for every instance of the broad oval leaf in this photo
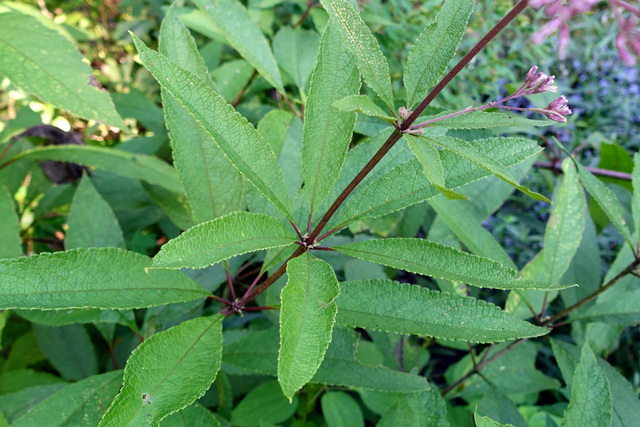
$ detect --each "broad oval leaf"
[0,13,126,129]
[336,280,548,342]
[160,403,221,427]
[153,211,297,269]
[0,248,210,310]
[334,238,572,290]
[65,174,125,250]
[12,371,123,427]
[321,392,364,427]
[12,145,183,193]
[320,0,395,111]
[159,5,244,223]
[192,0,283,91]
[404,0,475,109]
[561,345,612,427]
[231,381,298,426]
[279,253,340,400]
[131,34,292,219]
[302,22,360,215]
[543,159,586,283]
[99,315,224,426]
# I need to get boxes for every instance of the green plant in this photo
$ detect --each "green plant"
[1,0,639,425]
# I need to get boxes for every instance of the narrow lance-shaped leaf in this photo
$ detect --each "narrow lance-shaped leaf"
[192,0,283,91]
[131,34,292,219]
[336,280,548,342]
[631,153,640,240]
[422,135,550,202]
[0,248,210,310]
[153,212,297,269]
[570,288,640,326]
[11,371,123,427]
[320,0,395,112]
[561,345,612,427]
[404,0,475,109]
[543,159,586,283]
[0,13,127,129]
[333,95,395,123]
[334,238,573,290]
[273,27,320,93]
[417,110,551,129]
[0,186,22,259]
[326,136,543,231]
[65,174,126,250]
[160,5,244,223]
[12,145,183,193]
[99,315,224,426]
[279,253,340,401]
[405,134,467,200]
[302,22,360,215]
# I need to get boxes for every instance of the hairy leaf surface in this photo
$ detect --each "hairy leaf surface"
[153,212,296,269]
[561,345,612,427]
[192,0,283,91]
[320,0,395,111]
[416,110,551,129]
[0,13,126,128]
[336,280,546,342]
[0,186,22,259]
[404,0,475,109]
[160,4,243,223]
[99,315,223,426]
[0,248,209,310]
[132,34,292,219]
[334,238,571,290]
[302,23,360,215]
[279,254,339,400]
[333,95,395,123]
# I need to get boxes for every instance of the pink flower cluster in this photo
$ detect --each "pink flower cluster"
[530,0,640,65]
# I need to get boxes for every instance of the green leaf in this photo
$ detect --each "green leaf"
[405,134,468,200]
[0,13,126,129]
[160,403,221,426]
[422,135,550,202]
[152,212,296,269]
[231,381,298,426]
[333,95,395,123]
[475,412,514,427]
[0,186,22,259]
[327,136,542,229]
[632,153,640,238]
[428,196,516,268]
[321,392,365,427]
[334,238,569,290]
[17,308,135,328]
[159,4,244,223]
[417,110,551,129]
[0,369,65,395]
[12,145,183,193]
[279,253,340,400]
[142,182,197,231]
[211,59,254,103]
[320,0,395,111]
[404,0,475,109]
[373,389,448,427]
[99,315,224,426]
[302,22,360,215]
[576,160,633,246]
[272,27,320,92]
[561,345,612,427]
[131,34,292,219]
[551,338,640,427]
[0,384,68,423]
[222,327,431,393]
[11,371,122,427]
[33,324,97,381]
[543,159,586,283]
[335,280,547,342]
[191,0,283,91]
[0,248,210,310]
[571,288,640,325]
[65,175,125,250]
